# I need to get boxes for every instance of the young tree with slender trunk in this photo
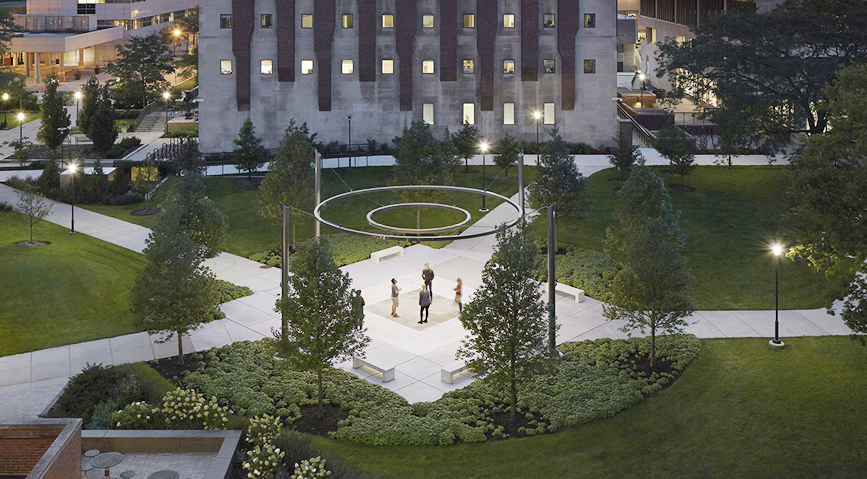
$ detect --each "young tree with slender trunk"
[78,78,118,154]
[37,75,71,153]
[15,185,53,243]
[106,32,174,108]
[451,122,481,173]
[655,127,696,181]
[152,175,227,259]
[528,127,587,218]
[233,117,266,180]
[493,134,521,177]
[607,133,643,180]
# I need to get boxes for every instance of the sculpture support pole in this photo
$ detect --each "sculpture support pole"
[280,203,290,345]
[314,150,322,239]
[547,203,557,353]
[517,151,525,224]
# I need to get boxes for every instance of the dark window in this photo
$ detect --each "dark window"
[220,14,232,28]
[261,14,272,28]
[77,4,95,14]
[584,59,596,74]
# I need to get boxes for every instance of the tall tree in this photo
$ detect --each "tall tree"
[527,127,587,218]
[258,120,315,248]
[233,118,266,180]
[106,32,174,108]
[493,134,521,177]
[152,176,227,259]
[457,227,549,423]
[37,75,71,153]
[788,62,867,338]
[78,77,118,154]
[174,45,198,84]
[654,127,696,180]
[607,133,643,180]
[15,185,53,243]
[173,137,204,176]
[451,122,481,172]
[656,0,867,149]
[273,238,368,414]
[603,166,695,366]
[76,75,99,137]
[0,9,20,52]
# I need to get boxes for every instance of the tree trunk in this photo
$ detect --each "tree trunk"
[417,208,421,230]
[465,158,469,173]
[317,369,324,418]
[29,216,33,243]
[510,373,517,424]
[292,222,296,250]
[177,329,185,365]
[650,324,656,368]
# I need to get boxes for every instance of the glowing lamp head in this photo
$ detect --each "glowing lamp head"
[69,163,78,173]
[74,91,81,99]
[2,93,8,101]
[533,111,541,120]
[174,29,181,37]
[480,142,489,153]
[770,244,784,256]
[163,91,170,100]
[639,73,647,81]
[17,112,24,121]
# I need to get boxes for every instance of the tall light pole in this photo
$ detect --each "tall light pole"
[58,127,69,166]
[533,111,541,153]
[638,72,646,108]
[163,91,171,135]
[69,162,77,234]
[74,91,81,120]
[479,141,489,212]
[17,111,23,141]
[769,243,785,349]
[2,93,8,129]
[348,115,352,168]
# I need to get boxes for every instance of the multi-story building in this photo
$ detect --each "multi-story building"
[26,0,197,38]
[200,0,622,154]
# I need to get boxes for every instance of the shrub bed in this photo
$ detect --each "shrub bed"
[534,247,621,302]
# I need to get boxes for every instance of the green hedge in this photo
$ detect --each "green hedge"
[249,234,413,269]
[215,279,254,303]
[533,247,621,302]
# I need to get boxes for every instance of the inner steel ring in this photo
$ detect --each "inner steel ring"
[367,203,472,234]
[314,185,523,241]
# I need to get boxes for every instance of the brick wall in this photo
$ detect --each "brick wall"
[0,419,82,479]
[0,428,60,475]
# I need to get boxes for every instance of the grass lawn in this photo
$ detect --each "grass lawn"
[0,211,146,356]
[313,336,867,478]
[529,166,836,310]
[80,166,536,258]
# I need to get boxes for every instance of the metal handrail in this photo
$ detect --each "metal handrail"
[132,100,162,133]
[617,102,656,147]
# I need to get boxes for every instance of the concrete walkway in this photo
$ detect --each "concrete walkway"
[0,152,851,416]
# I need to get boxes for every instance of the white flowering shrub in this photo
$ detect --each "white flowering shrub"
[291,457,331,479]
[247,414,281,448]
[242,443,285,479]
[111,401,154,429]
[160,387,230,430]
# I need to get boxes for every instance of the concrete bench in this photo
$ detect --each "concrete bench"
[352,356,395,382]
[551,283,585,303]
[370,245,404,264]
[441,360,469,384]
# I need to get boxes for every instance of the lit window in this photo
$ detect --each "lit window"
[543,13,555,28]
[423,103,434,124]
[463,103,475,125]
[301,60,314,74]
[544,102,555,125]
[220,14,232,28]
[422,60,435,74]
[584,13,596,28]
[423,14,434,28]
[503,60,515,74]
[544,59,556,73]
[342,60,354,74]
[260,59,273,75]
[342,14,353,28]
[382,59,394,74]
[261,14,272,28]
[463,14,475,28]
[504,103,515,125]
[382,14,393,28]
[220,60,232,74]
[584,59,596,74]
[301,14,313,29]
[503,14,515,28]
[463,59,474,74]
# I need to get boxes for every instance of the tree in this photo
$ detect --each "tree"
[493,134,521,177]
[656,0,867,149]
[173,137,204,176]
[603,166,695,367]
[258,121,315,248]
[78,77,118,154]
[607,134,643,180]
[15,185,53,243]
[174,45,198,84]
[7,138,34,167]
[152,176,227,259]
[35,154,60,193]
[130,201,220,365]
[527,127,587,218]
[106,32,174,108]
[37,75,71,153]
[457,227,549,423]
[273,238,368,414]
[0,9,20,52]
[654,127,696,180]
[788,62,867,339]
[233,117,266,180]
[451,122,481,172]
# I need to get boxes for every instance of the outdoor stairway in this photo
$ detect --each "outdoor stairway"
[135,112,167,133]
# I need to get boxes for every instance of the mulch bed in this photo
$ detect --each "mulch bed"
[669,184,696,193]
[148,352,207,384]
[16,240,51,247]
[236,178,262,187]
[131,208,161,216]
[291,405,349,436]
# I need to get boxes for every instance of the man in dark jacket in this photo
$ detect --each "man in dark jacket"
[418,284,431,324]
[422,263,435,298]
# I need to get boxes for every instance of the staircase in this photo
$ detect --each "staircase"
[135,112,168,133]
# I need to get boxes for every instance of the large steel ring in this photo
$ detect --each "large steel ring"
[314,185,523,241]
[366,202,472,234]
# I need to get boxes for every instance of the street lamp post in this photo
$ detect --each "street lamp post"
[769,244,785,349]
[58,127,69,167]
[69,162,77,234]
[638,73,646,108]
[17,112,23,141]
[74,91,81,120]
[2,93,8,129]
[348,115,352,168]
[163,91,171,135]
[533,111,541,153]
[479,141,489,212]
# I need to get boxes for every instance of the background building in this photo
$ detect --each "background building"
[200,0,623,154]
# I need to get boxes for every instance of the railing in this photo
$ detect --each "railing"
[14,15,90,32]
[132,100,162,133]
[617,102,656,147]
[673,111,715,126]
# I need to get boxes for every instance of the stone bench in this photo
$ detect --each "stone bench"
[551,283,585,303]
[441,360,469,384]
[352,356,395,382]
[370,245,404,264]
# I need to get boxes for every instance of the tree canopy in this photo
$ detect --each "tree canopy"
[78,76,118,154]
[15,185,53,244]
[607,134,643,180]
[37,75,71,153]
[654,127,696,180]
[106,32,174,108]
[151,176,227,259]
[233,118,266,180]
[493,134,521,177]
[527,127,587,218]
[451,122,481,172]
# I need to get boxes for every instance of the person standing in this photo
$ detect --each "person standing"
[454,278,463,313]
[418,284,431,324]
[422,263,435,298]
[390,278,401,317]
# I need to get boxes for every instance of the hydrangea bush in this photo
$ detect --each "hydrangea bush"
[242,443,284,479]
[111,401,153,429]
[159,387,230,430]
[291,457,332,479]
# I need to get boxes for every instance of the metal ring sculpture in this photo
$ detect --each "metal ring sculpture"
[314,185,522,241]
[366,202,472,234]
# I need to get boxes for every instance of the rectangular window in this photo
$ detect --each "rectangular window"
[261,14,272,28]
[583,59,596,74]
[463,103,475,125]
[382,59,394,74]
[503,14,515,28]
[544,102,555,125]
[504,103,515,125]
[78,4,95,14]
[543,13,555,28]
[584,13,596,28]
[220,14,232,28]
[301,59,314,74]
[220,60,232,74]
[382,14,394,28]
[342,14,353,28]
[463,14,475,28]
[423,103,434,124]
[342,60,354,74]
[423,14,434,28]
[422,60,435,74]
[544,59,556,73]
[301,14,313,29]
[260,59,273,75]
[503,60,515,74]
[463,59,474,74]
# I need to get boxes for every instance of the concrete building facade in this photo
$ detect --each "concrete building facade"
[200,0,622,154]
